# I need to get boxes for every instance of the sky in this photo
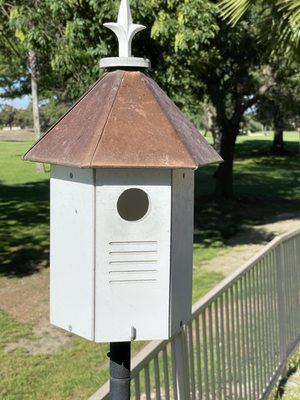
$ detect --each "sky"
[0,86,30,109]
[0,95,30,109]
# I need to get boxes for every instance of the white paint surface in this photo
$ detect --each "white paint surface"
[50,165,95,340]
[170,170,194,335]
[50,166,194,343]
[95,169,172,342]
[101,0,150,68]
[100,57,150,69]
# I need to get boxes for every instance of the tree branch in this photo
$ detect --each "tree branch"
[242,66,276,112]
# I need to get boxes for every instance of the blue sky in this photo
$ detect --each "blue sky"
[0,95,30,109]
[0,87,30,109]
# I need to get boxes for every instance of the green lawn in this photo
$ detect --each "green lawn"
[0,132,299,399]
[276,346,300,400]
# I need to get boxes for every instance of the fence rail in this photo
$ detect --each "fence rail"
[91,227,300,400]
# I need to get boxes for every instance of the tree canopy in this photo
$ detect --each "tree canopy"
[0,0,298,195]
[218,0,300,59]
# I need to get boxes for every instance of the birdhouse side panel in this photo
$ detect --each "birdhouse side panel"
[94,169,172,342]
[170,169,194,336]
[50,165,95,340]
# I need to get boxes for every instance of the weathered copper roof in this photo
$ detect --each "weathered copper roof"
[24,70,222,168]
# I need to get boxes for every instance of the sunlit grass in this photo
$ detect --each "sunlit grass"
[0,141,49,185]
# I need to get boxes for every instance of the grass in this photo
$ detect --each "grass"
[282,356,300,400]
[0,132,299,399]
[0,309,110,400]
[274,346,300,400]
[0,141,49,277]
[194,132,299,246]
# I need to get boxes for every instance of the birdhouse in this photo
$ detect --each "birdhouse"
[23,0,222,343]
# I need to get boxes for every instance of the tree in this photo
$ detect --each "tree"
[39,99,69,131]
[35,0,163,100]
[151,3,274,197]
[0,4,30,99]
[0,0,69,170]
[255,62,300,154]
[14,107,33,129]
[0,105,16,129]
[0,0,283,195]
[23,1,276,196]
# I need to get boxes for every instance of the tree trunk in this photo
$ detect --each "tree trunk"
[214,126,238,198]
[28,50,43,172]
[271,112,284,155]
[271,128,284,154]
[211,127,222,153]
[211,115,221,152]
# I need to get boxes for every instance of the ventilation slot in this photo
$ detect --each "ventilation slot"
[108,241,158,285]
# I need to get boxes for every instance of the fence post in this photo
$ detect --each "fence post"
[172,327,190,399]
[276,243,287,376]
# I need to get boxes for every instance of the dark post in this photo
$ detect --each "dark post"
[109,342,131,400]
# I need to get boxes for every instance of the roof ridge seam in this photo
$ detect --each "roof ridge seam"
[23,73,110,161]
[142,75,197,167]
[90,71,126,167]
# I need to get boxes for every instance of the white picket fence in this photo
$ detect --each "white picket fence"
[90,227,300,400]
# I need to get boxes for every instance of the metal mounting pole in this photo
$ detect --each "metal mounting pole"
[109,342,131,400]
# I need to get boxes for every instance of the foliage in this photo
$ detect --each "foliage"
[218,0,300,59]
[0,105,16,128]
[244,114,264,132]
[14,106,33,129]
[39,99,69,131]
[0,1,30,98]
[255,62,300,130]
[0,104,34,130]
[0,0,298,195]
[0,99,69,131]
[149,1,275,196]
[0,0,69,102]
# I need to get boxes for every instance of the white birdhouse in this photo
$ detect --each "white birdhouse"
[24,0,221,343]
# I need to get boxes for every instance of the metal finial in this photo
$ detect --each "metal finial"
[100,0,150,69]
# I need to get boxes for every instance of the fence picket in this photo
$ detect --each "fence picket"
[214,300,222,400]
[188,323,196,400]
[195,316,202,400]
[239,277,248,399]
[135,373,140,400]
[154,355,161,400]
[144,365,151,400]
[162,347,170,400]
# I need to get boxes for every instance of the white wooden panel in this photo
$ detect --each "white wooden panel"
[170,169,194,336]
[50,165,95,340]
[95,169,171,342]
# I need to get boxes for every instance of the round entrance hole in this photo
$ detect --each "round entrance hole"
[117,188,149,222]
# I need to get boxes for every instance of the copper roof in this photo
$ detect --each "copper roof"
[24,70,222,168]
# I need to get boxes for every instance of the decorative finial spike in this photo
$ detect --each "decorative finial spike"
[100,0,150,69]
[104,0,145,58]
[118,0,133,31]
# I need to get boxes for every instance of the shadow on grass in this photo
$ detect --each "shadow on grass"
[0,180,49,278]
[194,139,299,247]
[235,138,299,159]
[0,138,299,278]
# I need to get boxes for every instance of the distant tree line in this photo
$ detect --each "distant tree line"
[0,0,299,196]
[0,100,68,131]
